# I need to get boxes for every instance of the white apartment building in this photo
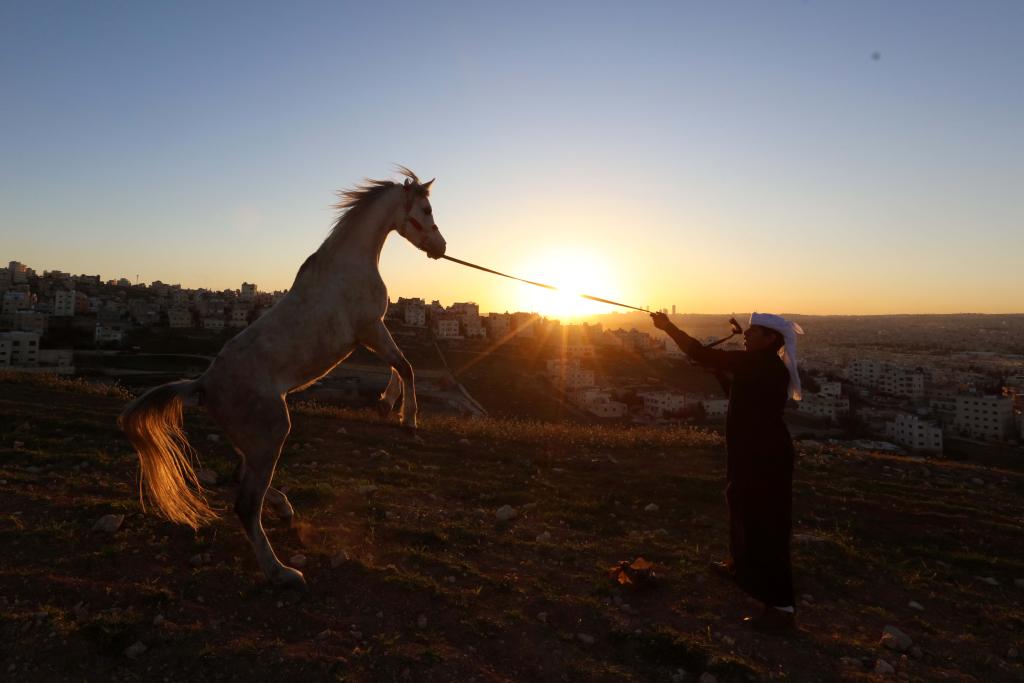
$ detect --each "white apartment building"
[954,394,1014,441]
[885,413,943,454]
[229,308,249,328]
[171,289,190,306]
[53,289,76,317]
[2,290,31,314]
[94,324,124,344]
[546,358,595,389]
[566,343,596,359]
[641,391,692,417]
[0,331,39,366]
[240,282,257,302]
[701,398,730,419]
[663,336,686,359]
[434,318,461,339]
[571,388,627,418]
[486,313,512,338]
[168,308,192,328]
[846,359,925,399]
[797,393,851,422]
[818,381,842,398]
[403,299,426,327]
[203,317,225,331]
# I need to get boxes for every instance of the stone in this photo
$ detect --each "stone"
[197,469,218,486]
[189,553,210,566]
[535,531,552,543]
[839,657,861,668]
[910,646,923,659]
[537,612,548,623]
[290,554,307,568]
[975,576,999,586]
[92,514,124,533]
[1006,646,1018,659]
[576,633,594,645]
[495,505,518,521]
[644,503,659,512]
[458,438,471,446]
[152,614,165,626]
[698,674,717,683]
[908,600,924,611]
[1014,578,1024,589]
[880,625,912,652]
[874,659,895,675]
[330,551,350,567]
[970,477,984,485]
[206,434,221,443]
[370,449,389,459]
[356,484,378,494]
[670,669,688,683]
[124,641,147,659]
[336,427,347,434]
[416,614,428,628]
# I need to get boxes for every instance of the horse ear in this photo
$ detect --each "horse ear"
[403,177,412,188]
[421,178,435,193]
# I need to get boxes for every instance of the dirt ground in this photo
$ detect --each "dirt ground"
[1,376,1022,682]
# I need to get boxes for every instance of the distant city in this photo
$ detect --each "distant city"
[2,259,1022,460]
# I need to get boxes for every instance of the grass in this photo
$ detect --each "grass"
[0,374,1022,681]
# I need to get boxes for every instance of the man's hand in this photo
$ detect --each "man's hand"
[650,311,672,331]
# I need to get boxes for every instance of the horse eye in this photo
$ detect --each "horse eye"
[424,207,432,215]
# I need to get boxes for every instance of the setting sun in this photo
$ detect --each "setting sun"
[514,249,623,319]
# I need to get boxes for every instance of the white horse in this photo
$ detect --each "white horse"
[119,168,446,588]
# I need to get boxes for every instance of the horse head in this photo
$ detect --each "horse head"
[397,176,446,259]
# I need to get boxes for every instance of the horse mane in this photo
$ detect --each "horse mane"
[296,167,429,282]
[328,166,429,238]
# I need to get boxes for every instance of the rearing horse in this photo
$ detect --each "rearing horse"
[119,168,446,588]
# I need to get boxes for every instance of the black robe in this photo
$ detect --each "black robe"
[681,337,796,607]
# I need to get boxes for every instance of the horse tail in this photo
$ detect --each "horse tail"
[118,379,217,529]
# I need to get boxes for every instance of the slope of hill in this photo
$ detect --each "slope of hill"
[1,373,1022,682]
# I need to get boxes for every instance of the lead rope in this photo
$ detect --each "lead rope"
[440,255,649,312]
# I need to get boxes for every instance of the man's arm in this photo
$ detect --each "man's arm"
[651,312,746,372]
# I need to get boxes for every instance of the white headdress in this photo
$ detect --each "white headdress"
[749,312,805,400]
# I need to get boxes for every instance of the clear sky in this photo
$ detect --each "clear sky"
[2,1,1021,316]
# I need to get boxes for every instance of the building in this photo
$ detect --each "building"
[954,394,1014,441]
[37,349,74,374]
[640,390,693,417]
[203,316,225,331]
[434,317,461,339]
[13,311,48,335]
[8,261,31,284]
[846,359,925,399]
[168,308,192,328]
[240,282,257,302]
[486,313,512,339]
[546,358,595,389]
[701,398,730,419]
[400,298,426,327]
[449,302,485,337]
[53,289,76,317]
[0,331,39,367]
[94,324,124,345]
[885,414,943,454]
[229,307,249,328]
[818,381,842,398]
[570,387,628,418]
[797,393,851,422]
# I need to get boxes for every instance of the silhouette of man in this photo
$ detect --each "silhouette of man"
[652,311,804,631]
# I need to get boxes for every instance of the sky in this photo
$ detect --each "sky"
[2,1,1021,317]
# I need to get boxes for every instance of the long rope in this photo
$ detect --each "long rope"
[441,255,648,312]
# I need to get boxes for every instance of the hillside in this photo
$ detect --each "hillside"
[1,373,1022,682]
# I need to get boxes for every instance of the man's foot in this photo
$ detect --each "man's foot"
[742,606,796,632]
[709,559,735,579]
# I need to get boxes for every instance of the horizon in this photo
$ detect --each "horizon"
[3,2,1022,316]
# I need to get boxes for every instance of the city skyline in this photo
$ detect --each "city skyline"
[3,2,1022,315]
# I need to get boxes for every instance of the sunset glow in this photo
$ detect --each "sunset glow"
[514,250,623,319]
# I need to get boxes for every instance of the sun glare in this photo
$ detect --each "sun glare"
[515,250,622,320]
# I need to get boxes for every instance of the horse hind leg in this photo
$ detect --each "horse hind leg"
[377,368,402,416]
[215,395,304,588]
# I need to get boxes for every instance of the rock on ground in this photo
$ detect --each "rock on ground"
[290,554,307,568]
[495,505,518,521]
[92,514,124,533]
[123,641,147,659]
[880,625,913,652]
[874,659,895,675]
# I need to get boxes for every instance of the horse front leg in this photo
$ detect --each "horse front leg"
[377,368,402,417]
[362,322,417,430]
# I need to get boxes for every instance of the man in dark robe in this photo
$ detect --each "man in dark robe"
[651,311,804,631]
